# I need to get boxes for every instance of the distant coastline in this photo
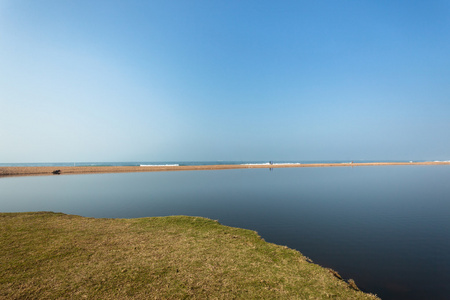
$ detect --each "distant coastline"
[1,161,450,177]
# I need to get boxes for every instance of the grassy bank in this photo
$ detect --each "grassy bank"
[1,212,378,299]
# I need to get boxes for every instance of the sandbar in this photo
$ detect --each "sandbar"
[1,161,449,177]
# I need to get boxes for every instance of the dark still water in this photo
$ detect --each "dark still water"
[1,166,450,299]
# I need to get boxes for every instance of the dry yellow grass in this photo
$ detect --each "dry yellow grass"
[0,212,379,299]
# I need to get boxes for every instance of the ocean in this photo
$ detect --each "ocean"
[0,159,429,167]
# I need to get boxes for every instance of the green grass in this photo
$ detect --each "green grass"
[0,212,379,299]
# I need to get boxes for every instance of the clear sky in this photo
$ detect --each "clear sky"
[1,1,450,163]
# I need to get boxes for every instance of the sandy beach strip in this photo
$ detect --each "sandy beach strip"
[1,161,450,177]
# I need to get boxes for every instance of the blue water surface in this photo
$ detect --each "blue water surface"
[1,165,449,299]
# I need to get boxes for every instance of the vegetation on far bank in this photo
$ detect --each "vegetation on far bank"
[1,212,379,299]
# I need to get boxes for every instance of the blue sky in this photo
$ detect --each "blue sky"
[1,1,449,163]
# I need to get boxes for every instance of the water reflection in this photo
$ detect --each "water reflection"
[1,166,450,299]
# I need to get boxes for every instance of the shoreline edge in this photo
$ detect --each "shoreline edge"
[1,161,450,177]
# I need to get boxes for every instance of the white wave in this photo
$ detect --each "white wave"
[433,160,450,163]
[140,164,179,167]
[273,163,301,165]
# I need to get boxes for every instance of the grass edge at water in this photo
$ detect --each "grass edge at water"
[0,212,379,299]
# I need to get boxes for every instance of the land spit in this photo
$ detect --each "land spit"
[1,161,449,177]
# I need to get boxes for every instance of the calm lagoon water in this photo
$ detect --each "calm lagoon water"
[1,166,450,299]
